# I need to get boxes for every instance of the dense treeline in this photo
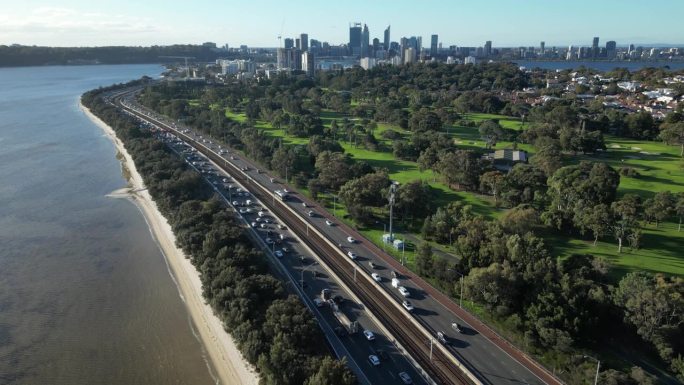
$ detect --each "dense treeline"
[0,44,243,67]
[137,66,684,382]
[81,83,356,385]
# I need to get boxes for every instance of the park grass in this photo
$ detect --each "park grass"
[464,112,525,130]
[229,105,684,277]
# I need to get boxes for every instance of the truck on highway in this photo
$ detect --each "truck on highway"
[329,300,358,335]
[275,190,289,201]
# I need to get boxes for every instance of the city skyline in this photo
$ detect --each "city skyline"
[2,0,684,47]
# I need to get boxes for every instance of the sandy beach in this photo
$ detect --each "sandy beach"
[81,102,259,385]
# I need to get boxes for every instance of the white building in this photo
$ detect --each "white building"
[464,56,477,64]
[360,57,377,70]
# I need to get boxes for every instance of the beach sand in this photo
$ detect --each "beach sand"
[81,102,259,385]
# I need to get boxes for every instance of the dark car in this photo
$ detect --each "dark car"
[333,295,345,305]
[334,326,347,337]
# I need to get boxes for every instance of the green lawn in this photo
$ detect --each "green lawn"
[226,105,684,278]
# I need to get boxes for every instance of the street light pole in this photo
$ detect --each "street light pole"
[448,268,465,308]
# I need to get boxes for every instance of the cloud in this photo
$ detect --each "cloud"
[0,7,162,36]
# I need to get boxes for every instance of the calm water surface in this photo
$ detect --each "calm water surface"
[0,65,216,385]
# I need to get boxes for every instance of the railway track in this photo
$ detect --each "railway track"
[111,90,478,385]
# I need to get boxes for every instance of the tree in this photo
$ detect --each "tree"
[644,191,675,228]
[415,241,434,276]
[479,171,505,205]
[437,150,483,191]
[499,205,539,235]
[659,122,684,157]
[611,194,641,253]
[676,192,684,232]
[479,120,504,149]
[395,180,433,221]
[530,136,562,176]
[614,272,684,341]
[576,204,612,245]
[314,151,352,191]
[304,357,356,385]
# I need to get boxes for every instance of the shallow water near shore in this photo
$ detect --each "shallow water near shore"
[0,65,216,385]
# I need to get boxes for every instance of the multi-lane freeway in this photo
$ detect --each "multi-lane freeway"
[110,86,563,385]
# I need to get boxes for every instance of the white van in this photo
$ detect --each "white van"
[246,199,252,206]
[391,278,400,288]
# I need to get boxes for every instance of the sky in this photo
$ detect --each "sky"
[1,0,683,48]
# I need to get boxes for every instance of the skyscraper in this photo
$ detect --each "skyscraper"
[592,37,599,58]
[302,51,314,77]
[300,33,309,52]
[484,40,492,57]
[383,25,390,51]
[540,41,545,54]
[431,34,438,56]
[295,38,301,50]
[606,40,617,59]
[284,38,294,49]
[361,24,370,57]
[349,22,362,56]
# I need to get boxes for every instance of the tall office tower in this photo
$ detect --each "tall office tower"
[404,47,416,64]
[628,44,635,54]
[606,40,617,59]
[566,45,574,60]
[301,51,314,77]
[372,38,380,53]
[592,37,599,58]
[361,24,370,57]
[295,38,301,50]
[540,41,545,54]
[284,38,294,49]
[383,25,390,51]
[431,34,438,56]
[300,33,309,52]
[349,22,362,56]
[484,40,492,57]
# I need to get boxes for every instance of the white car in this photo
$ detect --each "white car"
[260,223,267,229]
[368,355,380,366]
[274,250,283,258]
[363,330,375,341]
[325,220,334,226]
[398,286,410,297]
[250,222,257,228]
[398,372,413,384]
[402,300,414,312]
[371,273,382,282]
[258,211,265,217]
[277,224,286,230]
[232,201,239,206]
[346,236,355,243]
[255,217,263,223]
[347,251,357,260]
[307,210,315,217]
[239,208,248,214]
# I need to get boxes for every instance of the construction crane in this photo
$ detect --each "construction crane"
[277,18,285,48]
[159,56,196,78]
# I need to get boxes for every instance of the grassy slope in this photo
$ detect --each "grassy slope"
[225,107,684,278]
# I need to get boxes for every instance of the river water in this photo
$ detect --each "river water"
[0,65,216,385]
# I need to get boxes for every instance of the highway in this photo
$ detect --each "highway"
[111,87,563,385]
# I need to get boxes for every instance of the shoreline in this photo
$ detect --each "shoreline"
[80,102,259,385]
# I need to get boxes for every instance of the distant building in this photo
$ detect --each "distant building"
[300,33,309,52]
[301,51,315,77]
[431,34,438,56]
[606,41,617,59]
[284,38,294,49]
[484,40,492,57]
[383,25,391,51]
[464,55,477,64]
[404,47,416,64]
[592,37,600,58]
[540,41,545,55]
[361,24,370,57]
[349,22,362,56]
[360,57,376,70]
[491,149,528,171]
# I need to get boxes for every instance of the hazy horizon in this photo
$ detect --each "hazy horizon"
[2,0,683,48]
